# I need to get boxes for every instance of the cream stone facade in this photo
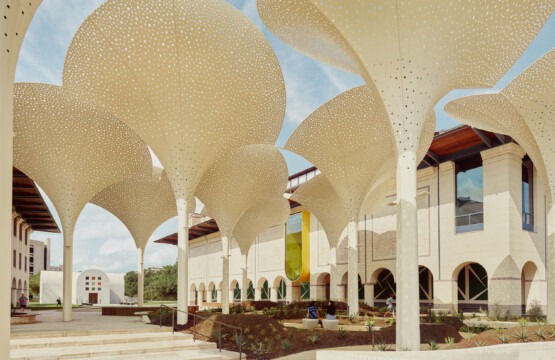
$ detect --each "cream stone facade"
[184,139,547,318]
[10,213,31,307]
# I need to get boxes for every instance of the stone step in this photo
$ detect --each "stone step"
[94,348,241,360]
[10,326,173,339]
[10,338,216,359]
[11,331,192,350]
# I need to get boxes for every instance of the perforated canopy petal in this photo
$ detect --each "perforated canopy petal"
[233,196,291,256]
[285,85,396,219]
[63,0,286,201]
[196,144,289,238]
[13,83,152,233]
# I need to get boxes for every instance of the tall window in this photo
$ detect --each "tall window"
[13,219,17,236]
[456,157,484,233]
[18,223,22,241]
[522,158,534,231]
[13,250,16,267]
[19,253,22,270]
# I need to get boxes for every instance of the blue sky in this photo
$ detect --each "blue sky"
[17,1,555,273]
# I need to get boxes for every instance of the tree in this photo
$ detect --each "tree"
[124,271,138,297]
[29,272,40,297]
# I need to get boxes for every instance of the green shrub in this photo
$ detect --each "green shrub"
[427,339,439,350]
[498,334,510,344]
[281,339,293,351]
[337,327,347,339]
[513,328,529,343]
[527,299,545,322]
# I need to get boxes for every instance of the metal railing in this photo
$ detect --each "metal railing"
[159,304,243,359]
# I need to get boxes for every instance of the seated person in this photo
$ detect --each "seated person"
[306,301,323,327]
[325,300,337,320]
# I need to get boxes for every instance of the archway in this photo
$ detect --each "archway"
[340,272,365,302]
[419,266,434,305]
[261,280,270,300]
[190,283,197,306]
[231,280,240,302]
[316,272,330,300]
[455,262,488,312]
[373,269,396,307]
[209,282,217,302]
[521,261,539,313]
[247,280,255,300]
[199,283,206,303]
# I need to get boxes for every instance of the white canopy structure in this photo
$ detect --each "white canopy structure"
[63,0,286,323]
[285,85,398,316]
[258,1,554,349]
[233,196,291,302]
[196,145,289,313]
[0,2,42,352]
[90,171,185,306]
[13,83,152,321]
[444,49,555,323]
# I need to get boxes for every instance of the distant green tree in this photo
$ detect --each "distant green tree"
[124,271,138,297]
[144,263,177,300]
[29,272,40,297]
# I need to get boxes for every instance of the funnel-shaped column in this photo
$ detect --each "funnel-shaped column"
[196,145,289,314]
[286,86,396,318]
[64,0,286,323]
[91,172,179,309]
[13,83,151,322]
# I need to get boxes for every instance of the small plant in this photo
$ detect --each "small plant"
[377,341,391,351]
[398,346,411,351]
[493,325,503,334]
[250,342,266,359]
[233,332,247,350]
[337,326,347,339]
[365,318,375,332]
[549,327,555,338]
[427,339,439,350]
[349,314,357,323]
[386,317,396,325]
[306,333,320,345]
[211,328,228,344]
[535,327,548,341]
[281,338,293,351]
[527,299,545,322]
[474,339,487,347]
[513,328,529,343]
[517,318,528,328]
[498,333,510,344]
[445,337,455,346]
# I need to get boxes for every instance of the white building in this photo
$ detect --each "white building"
[11,167,60,306]
[29,238,51,276]
[40,269,125,305]
[157,125,547,317]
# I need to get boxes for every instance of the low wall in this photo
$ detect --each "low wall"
[102,305,198,316]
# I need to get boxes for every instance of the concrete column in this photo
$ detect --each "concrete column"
[433,280,457,313]
[217,286,222,303]
[62,226,74,321]
[289,284,300,302]
[546,202,555,323]
[364,283,375,307]
[347,219,359,317]
[190,290,197,305]
[255,287,261,301]
[176,198,189,324]
[241,254,248,302]
[1,3,41,356]
[270,287,278,302]
[329,246,338,300]
[221,235,230,314]
[137,246,145,307]
[396,151,420,351]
